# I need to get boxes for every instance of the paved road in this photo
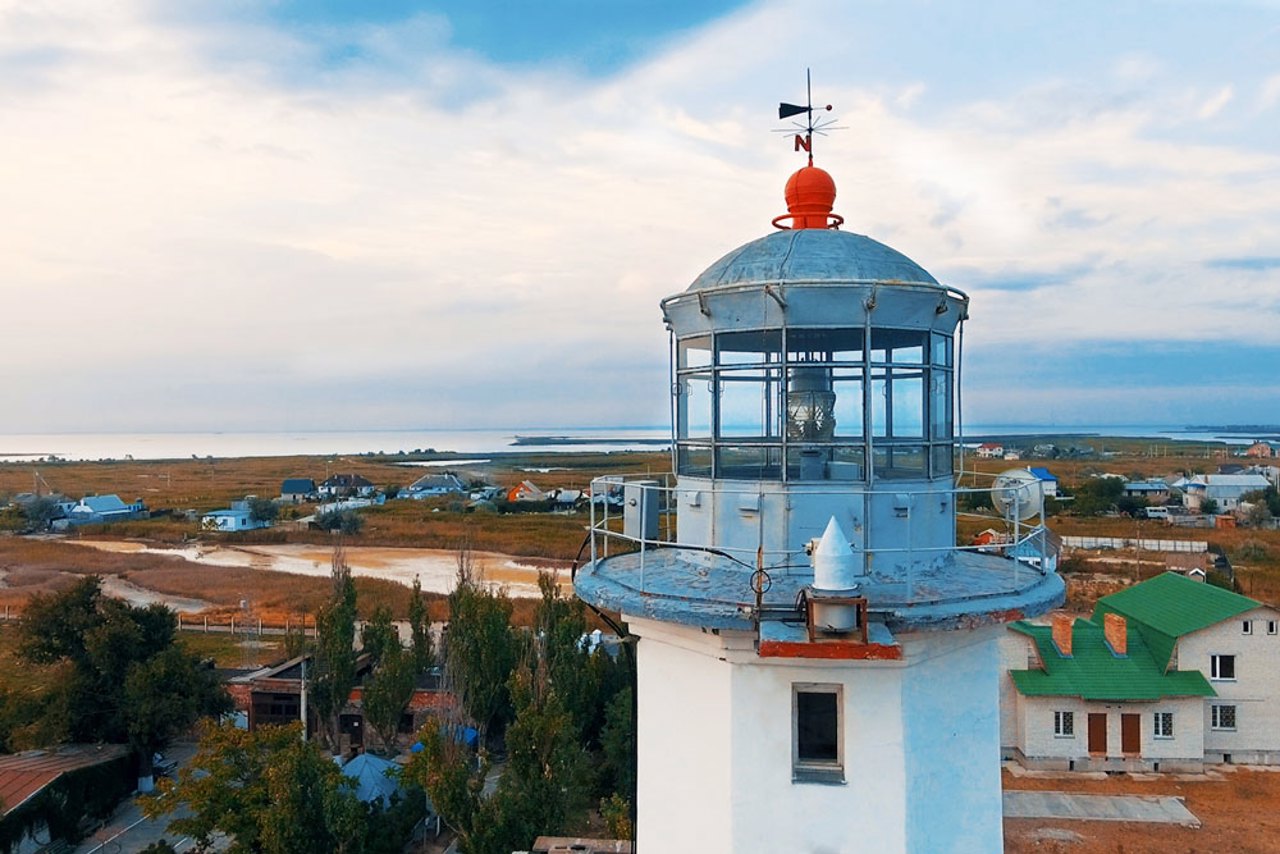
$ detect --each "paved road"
[73,743,219,854]
[1004,791,1201,827]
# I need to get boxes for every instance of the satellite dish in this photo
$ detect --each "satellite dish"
[991,468,1042,521]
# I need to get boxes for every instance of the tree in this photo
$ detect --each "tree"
[362,643,416,753]
[247,496,279,525]
[311,547,359,751]
[145,721,368,854]
[315,509,364,535]
[360,606,399,665]
[1201,497,1220,516]
[20,496,60,532]
[444,547,521,744]
[405,662,590,854]
[1069,476,1124,516]
[124,647,232,788]
[407,575,434,673]
[16,576,230,789]
[473,661,590,854]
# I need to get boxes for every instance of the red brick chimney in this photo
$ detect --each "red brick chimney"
[1104,612,1128,656]
[1052,614,1073,657]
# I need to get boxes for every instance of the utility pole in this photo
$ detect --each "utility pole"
[300,656,308,742]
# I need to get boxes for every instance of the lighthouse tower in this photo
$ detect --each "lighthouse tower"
[575,104,1064,854]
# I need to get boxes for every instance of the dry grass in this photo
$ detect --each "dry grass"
[0,451,670,514]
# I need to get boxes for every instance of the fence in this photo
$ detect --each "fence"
[1061,536,1208,553]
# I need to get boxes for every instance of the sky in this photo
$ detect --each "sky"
[1,0,1278,433]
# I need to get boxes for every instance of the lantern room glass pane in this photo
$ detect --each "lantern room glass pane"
[717,330,782,366]
[718,371,781,438]
[682,373,713,439]
[871,375,888,438]
[832,375,864,439]
[931,333,951,367]
[892,373,924,439]
[678,446,712,477]
[787,328,864,363]
[873,445,926,480]
[679,335,713,370]
[931,373,952,441]
[932,445,953,476]
[871,329,926,365]
[717,445,782,480]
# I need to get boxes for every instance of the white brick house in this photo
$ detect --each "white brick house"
[1001,573,1280,771]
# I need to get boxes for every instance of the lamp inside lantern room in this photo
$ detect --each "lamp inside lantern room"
[786,367,837,442]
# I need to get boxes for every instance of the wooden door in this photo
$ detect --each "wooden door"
[1121,713,1141,754]
[1088,713,1107,754]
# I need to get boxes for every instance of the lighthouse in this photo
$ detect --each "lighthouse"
[575,93,1064,854]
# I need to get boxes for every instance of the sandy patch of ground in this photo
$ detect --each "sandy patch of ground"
[98,574,212,613]
[68,541,569,599]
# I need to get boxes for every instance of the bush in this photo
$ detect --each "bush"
[314,509,364,535]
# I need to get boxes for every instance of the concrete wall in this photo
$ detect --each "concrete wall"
[1178,606,1280,762]
[630,616,1005,854]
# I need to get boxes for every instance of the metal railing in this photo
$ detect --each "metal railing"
[586,472,1056,584]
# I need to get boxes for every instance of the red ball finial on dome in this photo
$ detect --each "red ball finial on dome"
[773,164,843,231]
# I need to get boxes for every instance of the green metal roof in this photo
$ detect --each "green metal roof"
[1093,572,1260,643]
[1009,619,1215,701]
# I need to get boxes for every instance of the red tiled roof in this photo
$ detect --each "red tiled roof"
[0,745,129,817]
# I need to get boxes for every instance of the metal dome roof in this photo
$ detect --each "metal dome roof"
[687,228,938,292]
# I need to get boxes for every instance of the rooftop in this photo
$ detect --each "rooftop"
[686,229,938,293]
[1009,619,1213,701]
[0,745,129,818]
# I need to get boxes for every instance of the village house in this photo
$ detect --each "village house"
[318,474,376,499]
[1001,572,1280,771]
[1243,440,1279,458]
[1027,466,1059,498]
[507,480,547,503]
[61,494,147,526]
[280,478,317,503]
[404,472,466,498]
[1123,479,1171,503]
[975,442,1004,459]
[225,655,454,754]
[201,499,271,532]
[1181,473,1271,512]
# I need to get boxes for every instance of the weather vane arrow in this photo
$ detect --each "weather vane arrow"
[776,68,840,165]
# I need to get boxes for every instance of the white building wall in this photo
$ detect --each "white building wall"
[630,616,1005,854]
[997,631,1035,752]
[1177,606,1280,762]
[633,619,733,854]
[901,627,1005,854]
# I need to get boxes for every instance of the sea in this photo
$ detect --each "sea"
[0,425,1267,463]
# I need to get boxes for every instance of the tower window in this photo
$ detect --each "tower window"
[793,684,843,783]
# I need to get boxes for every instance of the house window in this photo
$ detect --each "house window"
[1153,711,1174,739]
[1268,621,1277,636]
[1054,711,1074,738]
[793,684,843,783]
[1211,654,1236,680]
[1243,620,1253,635]
[1211,704,1237,731]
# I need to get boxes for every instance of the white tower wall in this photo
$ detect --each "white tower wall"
[631,616,1004,854]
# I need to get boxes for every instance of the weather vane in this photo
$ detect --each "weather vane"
[776,68,841,165]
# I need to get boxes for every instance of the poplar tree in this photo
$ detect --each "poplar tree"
[312,545,358,751]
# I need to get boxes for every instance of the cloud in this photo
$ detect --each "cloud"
[1,0,1279,431]
[1197,85,1234,119]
